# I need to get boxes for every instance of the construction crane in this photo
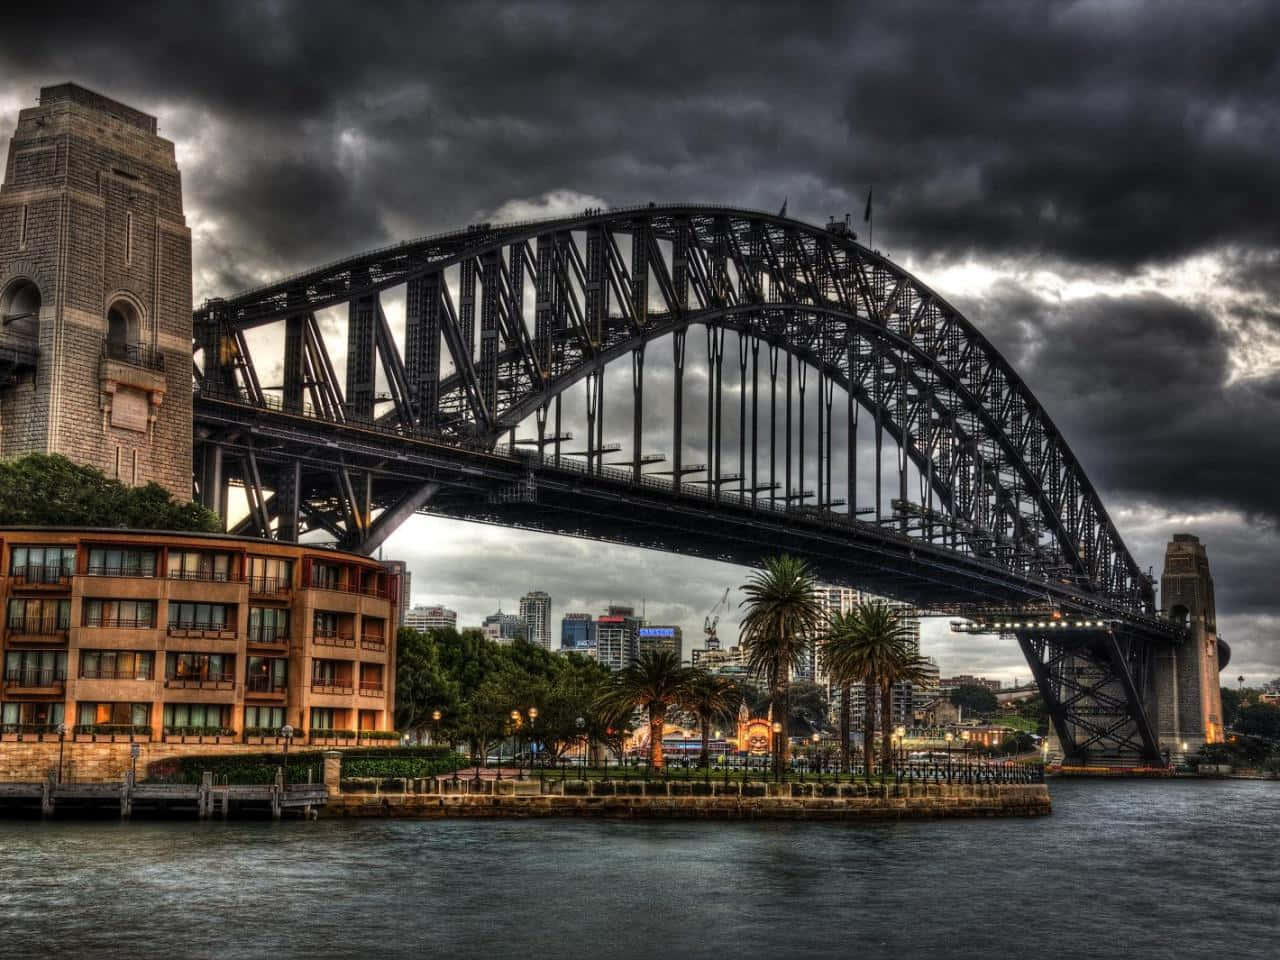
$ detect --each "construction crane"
[704,588,731,650]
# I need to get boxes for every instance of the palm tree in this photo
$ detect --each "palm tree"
[818,608,863,773]
[834,599,917,781]
[682,669,741,767]
[878,650,933,771]
[739,555,824,771]
[595,649,692,769]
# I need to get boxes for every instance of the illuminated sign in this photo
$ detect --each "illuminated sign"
[638,627,676,637]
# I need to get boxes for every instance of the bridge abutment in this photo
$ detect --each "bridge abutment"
[1151,534,1225,755]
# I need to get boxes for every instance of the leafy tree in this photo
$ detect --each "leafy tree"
[595,650,693,769]
[682,669,741,767]
[739,555,824,768]
[950,684,999,717]
[1016,694,1049,733]
[394,627,461,742]
[0,453,220,530]
[1235,703,1280,741]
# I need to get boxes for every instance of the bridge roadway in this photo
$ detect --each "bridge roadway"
[194,389,1178,638]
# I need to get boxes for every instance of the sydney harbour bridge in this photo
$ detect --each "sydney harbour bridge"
[189,203,1226,766]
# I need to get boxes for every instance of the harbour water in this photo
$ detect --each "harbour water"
[0,778,1275,959]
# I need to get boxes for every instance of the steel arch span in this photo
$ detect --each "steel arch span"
[191,204,1198,764]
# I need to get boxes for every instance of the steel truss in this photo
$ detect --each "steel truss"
[191,205,1187,762]
[1017,626,1162,764]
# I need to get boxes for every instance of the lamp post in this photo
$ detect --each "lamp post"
[811,732,821,781]
[575,716,586,775]
[280,723,294,790]
[894,725,906,773]
[511,710,523,779]
[56,721,67,784]
[528,706,539,778]
[431,709,442,746]
[771,721,782,782]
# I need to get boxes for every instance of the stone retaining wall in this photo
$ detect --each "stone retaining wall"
[324,779,1051,820]
[0,740,307,783]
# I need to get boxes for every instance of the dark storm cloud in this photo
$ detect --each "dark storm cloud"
[5,1,1280,277]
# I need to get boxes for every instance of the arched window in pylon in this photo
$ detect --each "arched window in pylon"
[105,296,142,360]
[0,277,41,340]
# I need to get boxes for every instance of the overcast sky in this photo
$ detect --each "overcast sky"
[4,1,1278,683]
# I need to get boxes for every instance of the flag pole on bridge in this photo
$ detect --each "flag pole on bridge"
[864,187,873,251]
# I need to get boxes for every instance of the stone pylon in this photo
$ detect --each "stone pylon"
[0,83,192,497]
[1152,534,1226,757]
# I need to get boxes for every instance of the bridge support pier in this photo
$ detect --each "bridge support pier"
[1150,534,1226,756]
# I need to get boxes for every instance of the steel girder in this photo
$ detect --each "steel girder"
[194,206,1151,618]
[1017,626,1163,765]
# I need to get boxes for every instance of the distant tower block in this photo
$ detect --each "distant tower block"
[0,84,192,497]
[1153,534,1226,754]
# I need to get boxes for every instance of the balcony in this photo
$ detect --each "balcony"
[8,565,72,589]
[84,564,157,579]
[72,724,152,743]
[80,668,153,681]
[358,681,385,698]
[307,575,389,600]
[249,576,292,598]
[245,674,288,698]
[164,673,236,691]
[310,679,354,696]
[161,726,237,745]
[0,724,62,742]
[5,618,70,643]
[360,634,386,653]
[166,621,237,641]
[308,729,357,745]
[3,668,66,693]
[168,569,235,583]
[247,628,290,649]
[102,339,165,372]
[84,616,156,630]
[313,630,356,649]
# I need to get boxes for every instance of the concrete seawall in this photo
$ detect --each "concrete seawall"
[324,780,1051,820]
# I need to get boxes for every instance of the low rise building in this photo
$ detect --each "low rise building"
[0,528,397,746]
[404,605,458,633]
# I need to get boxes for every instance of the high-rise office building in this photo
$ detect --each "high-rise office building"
[637,625,682,661]
[519,591,553,650]
[595,605,642,670]
[560,613,596,653]
[404,605,458,633]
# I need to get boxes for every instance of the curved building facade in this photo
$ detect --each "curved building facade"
[0,529,398,745]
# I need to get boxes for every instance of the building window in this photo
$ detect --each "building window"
[76,702,150,730]
[125,210,133,265]
[2,701,64,729]
[313,611,341,638]
[6,598,71,634]
[86,547,157,577]
[165,652,233,684]
[245,705,285,732]
[83,599,155,629]
[167,602,230,630]
[310,562,341,591]
[248,556,293,593]
[246,656,287,692]
[310,707,336,730]
[248,607,289,643]
[167,550,233,582]
[8,545,75,583]
[162,703,232,733]
[79,649,153,680]
[4,650,67,687]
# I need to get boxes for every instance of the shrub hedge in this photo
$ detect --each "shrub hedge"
[145,745,458,785]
